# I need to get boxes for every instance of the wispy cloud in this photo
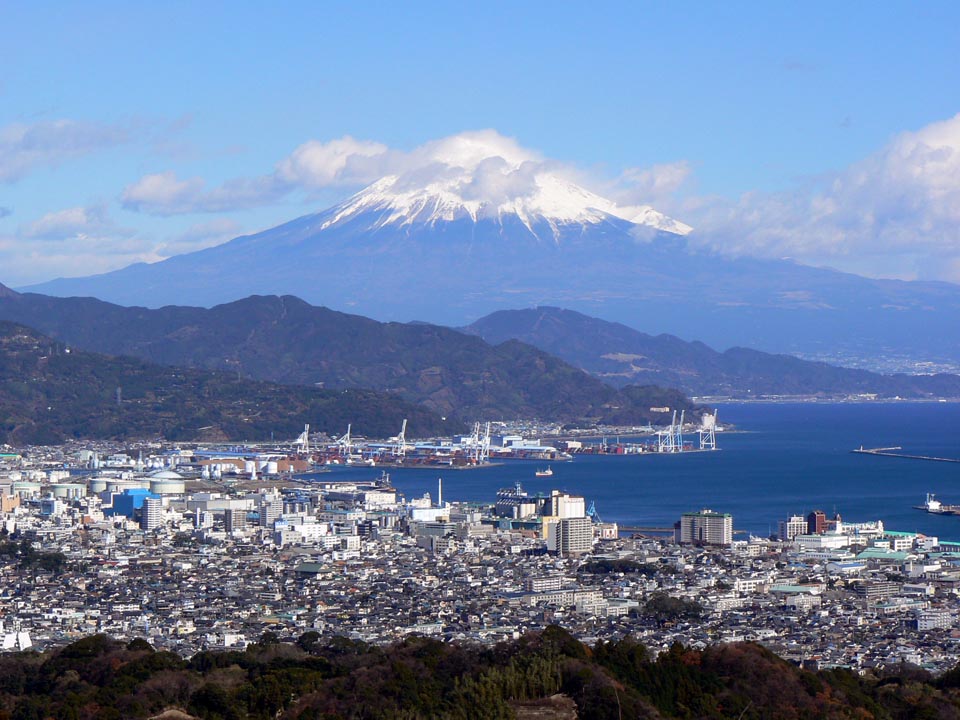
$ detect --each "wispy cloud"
[0,119,129,183]
[20,204,134,242]
[686,112,960,282]
[119,170,287,216]
[2,204,152,285]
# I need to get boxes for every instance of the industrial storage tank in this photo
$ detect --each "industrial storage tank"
[105,479,149,494]
[11,482,42,498]
[51,482,87,499]
[88,477,109,494]
[263,461,279,475]
[148,469,186,495]
[149,479,186,495]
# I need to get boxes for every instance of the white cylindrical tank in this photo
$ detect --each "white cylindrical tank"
[12,482,41,498]
[51,483,87,499]
[89,478,109,494]
[105,479,149,494]
[149,479,186,495]
[263,461,279,475]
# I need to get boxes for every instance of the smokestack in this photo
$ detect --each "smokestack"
[437,477,442,508]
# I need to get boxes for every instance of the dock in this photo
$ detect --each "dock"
[853,446,960,464]
[619,526,675,535]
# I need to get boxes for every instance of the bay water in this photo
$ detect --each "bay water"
[312,403,960,538]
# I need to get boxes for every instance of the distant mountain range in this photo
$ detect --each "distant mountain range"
[464,307,960,399]
[21,136,960,366]
[0,286,699,428]
[0,321,451,446]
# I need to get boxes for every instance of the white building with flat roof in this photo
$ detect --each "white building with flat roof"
[677,509,732,546]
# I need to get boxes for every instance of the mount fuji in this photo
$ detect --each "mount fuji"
[24,136,960,364]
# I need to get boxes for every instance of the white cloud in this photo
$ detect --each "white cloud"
[19,204,138,245]
[0,119,129,183]
[121,129,546,216]
[615,161,693,204]
[276,136,389,187]
[120,171,284,215]
[687,113,960,282]
[1,205,152,285]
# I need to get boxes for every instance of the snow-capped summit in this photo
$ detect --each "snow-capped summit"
[317,132,692,239]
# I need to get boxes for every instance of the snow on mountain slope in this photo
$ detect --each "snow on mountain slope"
[317,133,692,239]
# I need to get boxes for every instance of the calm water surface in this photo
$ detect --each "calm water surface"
[310,403,960,538]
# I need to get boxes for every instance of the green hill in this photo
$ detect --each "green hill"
[0,322,453,445]
[0,289,702,424]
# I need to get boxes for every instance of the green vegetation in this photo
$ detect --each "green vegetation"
[0,628,959,719]
[0,538,67,573]
[577,559,659,575]
[640,592,704,624]
[0,294,704,424]
[0,322,455,445]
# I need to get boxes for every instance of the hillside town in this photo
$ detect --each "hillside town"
[1,441,959,677]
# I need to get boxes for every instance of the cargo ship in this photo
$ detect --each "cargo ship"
[914,493,960,515]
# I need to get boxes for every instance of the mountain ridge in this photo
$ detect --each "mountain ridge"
[463,306,960,398]
[0,291,700,425]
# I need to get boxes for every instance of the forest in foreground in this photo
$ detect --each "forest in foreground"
[4,627,960,719]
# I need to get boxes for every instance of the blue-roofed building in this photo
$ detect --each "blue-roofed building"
[105,488,158,518]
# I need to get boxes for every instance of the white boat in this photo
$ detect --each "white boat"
[535,466,553,477]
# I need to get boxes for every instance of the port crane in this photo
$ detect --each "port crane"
[586,500,602,523]
[392,419,408,461]
[656,410,684,452]
[293,424,310,454]
[699,410,718,450]
[335,424,352,456]
[465,421,492,464]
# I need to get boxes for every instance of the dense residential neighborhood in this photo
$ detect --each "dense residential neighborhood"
[1,441,959,677]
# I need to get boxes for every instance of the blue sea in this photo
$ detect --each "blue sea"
[310,403,960,538]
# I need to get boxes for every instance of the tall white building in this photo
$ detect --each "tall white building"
[141,497,163,531]
[779,514,808,541]
[550,490,585,519]
[259,491,283,528]
[677,509,733,546]
[547,517,594,555]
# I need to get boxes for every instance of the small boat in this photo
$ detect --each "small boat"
[535,466,553,477]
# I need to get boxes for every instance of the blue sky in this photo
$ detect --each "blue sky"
[2,1,960,285]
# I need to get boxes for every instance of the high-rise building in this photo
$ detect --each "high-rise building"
[807,510,827,535]
[779,514,808,541]
[141,497,163,531]
[225,508,247,533]
[676,509,733,546]
[259,492,283,528]
[547,517,594,555]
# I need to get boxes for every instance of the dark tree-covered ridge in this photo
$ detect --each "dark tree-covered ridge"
[0,628,959,719]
